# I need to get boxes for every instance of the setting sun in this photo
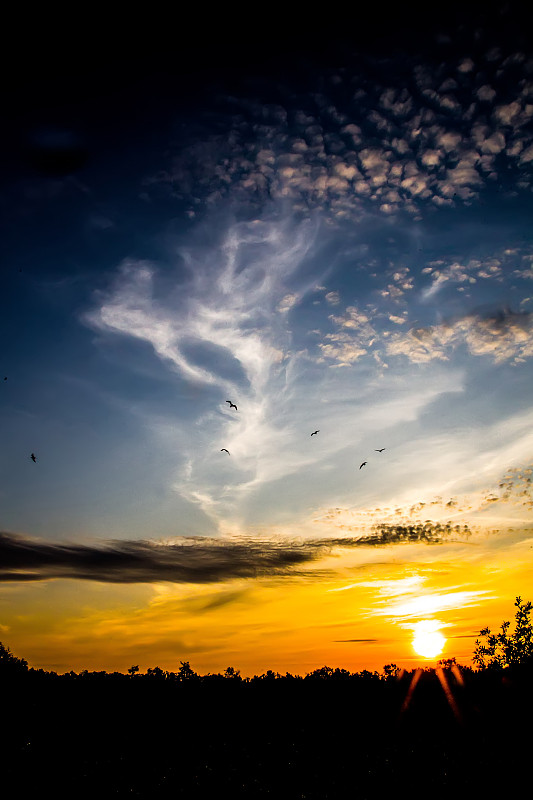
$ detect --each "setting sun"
[412,621,446,659]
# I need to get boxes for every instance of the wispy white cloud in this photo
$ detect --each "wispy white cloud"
[309,409,533,537]
[85,217,343,529]
[88,220,315,388]
[377,589,488,619]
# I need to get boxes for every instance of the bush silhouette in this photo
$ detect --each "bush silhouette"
[0,641,28,677]
[473,596,533,670]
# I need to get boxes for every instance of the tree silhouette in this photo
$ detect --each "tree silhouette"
[437,657,458,669]
[305,665,335,680]
[252,669,280,681]
[473,596,533,670]
[146,666,165,679]
[0,641,28,677]
[382,663,401,680]
[177,661,198,681]
[127,664,140,677]
[223,666,241,680]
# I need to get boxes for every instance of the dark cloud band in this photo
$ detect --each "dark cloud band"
[0,523,470,584]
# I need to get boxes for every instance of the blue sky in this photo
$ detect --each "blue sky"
[0,4,532,672]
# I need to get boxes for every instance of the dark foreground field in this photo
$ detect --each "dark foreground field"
[3,665,532,799]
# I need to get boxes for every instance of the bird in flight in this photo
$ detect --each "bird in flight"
[30,453,37,463]
[359,461,367,469]
[311,430,320,436]
[375,448,386,453]
[221,449,230,455]
[226,401,237,411]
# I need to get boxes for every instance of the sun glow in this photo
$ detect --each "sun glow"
[388,590,487,618]
[412,620,446,659]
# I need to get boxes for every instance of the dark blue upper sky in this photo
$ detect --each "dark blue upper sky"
[1,1,533,544]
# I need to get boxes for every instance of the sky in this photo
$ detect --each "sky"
[1,4,532,675]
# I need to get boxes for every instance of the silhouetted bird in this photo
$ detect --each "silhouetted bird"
[375,448,385,452]
[311,430,320,436]
[30,453,37,463]
[221,449,230,454]
[359,461,367,469]
[226,401,238,410]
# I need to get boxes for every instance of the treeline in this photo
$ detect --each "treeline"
[2,598,533,798]
[0,648,453,682]
[1,595,532,682]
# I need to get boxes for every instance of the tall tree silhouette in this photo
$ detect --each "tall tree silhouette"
[473,596,533,670]
[0,641,28,677]
[223,666,242,680]
[177,661,199,681]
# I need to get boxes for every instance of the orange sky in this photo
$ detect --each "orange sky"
[1,523,530,676]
